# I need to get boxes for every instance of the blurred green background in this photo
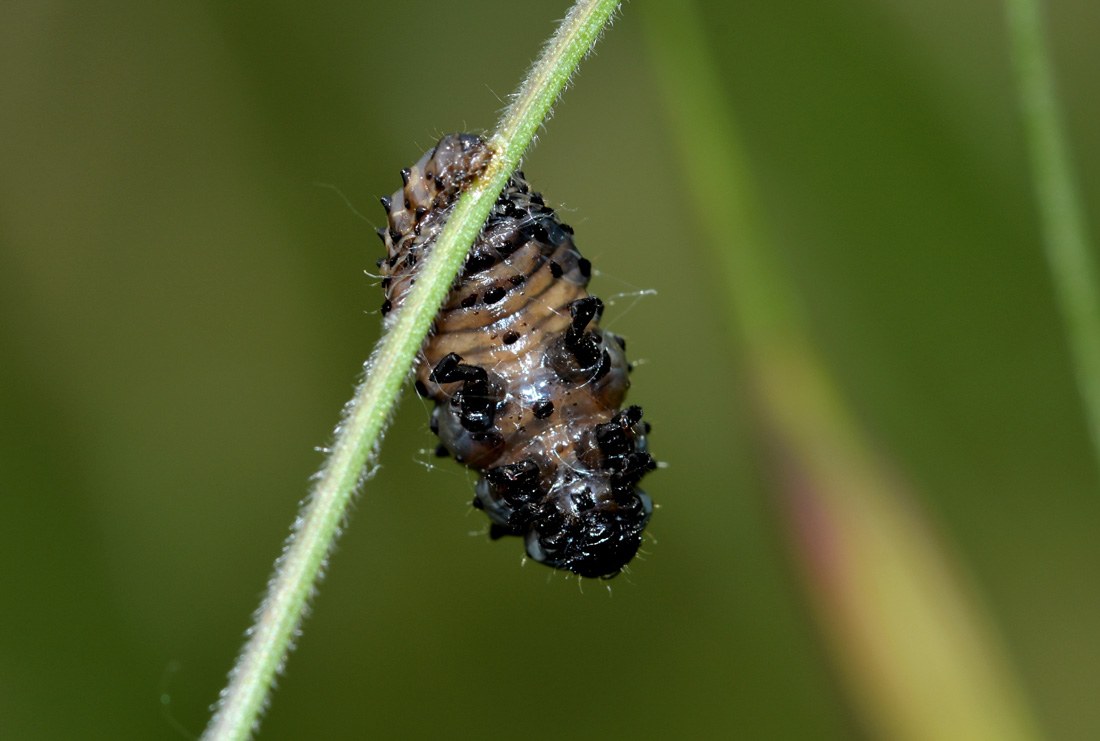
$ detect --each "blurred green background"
[2,1,1098,739]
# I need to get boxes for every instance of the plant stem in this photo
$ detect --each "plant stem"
[200,2,621,739]
[1007,0,1100,477]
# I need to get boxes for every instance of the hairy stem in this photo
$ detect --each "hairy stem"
[201,2,621,739]
[1006,0,1100,478]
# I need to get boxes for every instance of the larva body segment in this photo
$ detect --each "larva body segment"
[378,134,654,578]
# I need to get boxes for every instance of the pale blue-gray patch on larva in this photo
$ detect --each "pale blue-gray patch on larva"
[378,134,654,579]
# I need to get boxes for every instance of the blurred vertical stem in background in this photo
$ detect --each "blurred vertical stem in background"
[1006,0,1100,478]
[640,2,1042,740]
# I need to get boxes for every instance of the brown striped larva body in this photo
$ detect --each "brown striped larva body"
[377,134,654,578]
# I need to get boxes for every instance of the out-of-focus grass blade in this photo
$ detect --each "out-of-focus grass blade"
[640,3,1043,739]
[1006,0,1100,479]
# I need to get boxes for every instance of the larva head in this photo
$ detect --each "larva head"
[378,134,492,321]
[425,133,491,196]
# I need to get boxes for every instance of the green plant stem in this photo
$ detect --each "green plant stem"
[200,2,621,739]
[1006,0,1100,477]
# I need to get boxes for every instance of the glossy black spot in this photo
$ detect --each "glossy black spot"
[595,421,630,456]
[530,223,549,243]
[486,460,540,503]
[578,258,592,278]
[483,286,505,304]
[460,397,496,432]
[461,294,478,309]
[430,354,498,432]
[563,298,604,366]
[610,453,656,489]
[503,331,520,345]
[430,353,483,385]
[574,492,596,511]
[546,299,610,382]
[500,198,525,220]
[380,299,392,316]
[465,249,497,275]
[549,261,564,278]
[568,297,601,332]
[533,400,554,419]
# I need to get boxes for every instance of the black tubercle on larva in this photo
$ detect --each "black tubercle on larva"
[545,297,613,384]
[377,133,654,579]
[429,353,500,433]
[464,248,498,276]
[533,400,554,419]
[565,297,602,347]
